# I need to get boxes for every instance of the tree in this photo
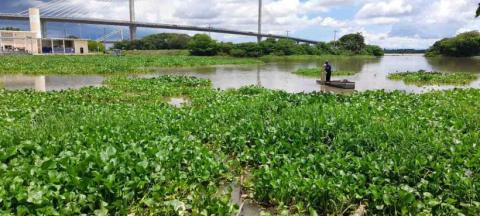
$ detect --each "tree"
[338,33,366,54]
[259,38,277,55]
[364,45,384,57]
[426,31,480,57]
[88,41,106,53]
[274,39,297,55]
[230,42,262,57]
[142,33,191,49]
[476,3,480,18]
[113,33,191,50]
[188,34,218,56]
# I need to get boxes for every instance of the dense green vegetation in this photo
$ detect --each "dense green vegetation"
[123,50,190,56]
[113,33,383,58]
[113,33,191,50]
[88,41,106,53]
[187,33,384,57]
[187,34,219,56]
[426,31,480,57]
[293,68,358,77]
[388,70,478,86]
[0,55,260,75]
[259,54,377,62]
[1,76,480,215]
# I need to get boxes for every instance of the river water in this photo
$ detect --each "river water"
[1,54,479,93]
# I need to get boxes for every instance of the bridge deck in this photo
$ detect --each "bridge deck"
[0,13,319,44]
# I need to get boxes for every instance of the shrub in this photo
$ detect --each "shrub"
[188,34,219,56]
[113,33,191,50]
[365,45,385,57]
[232,42,262,57]
[88,41,106,53]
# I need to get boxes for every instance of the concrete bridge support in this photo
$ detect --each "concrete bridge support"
[129,0,136,40]
[257,0,262,43]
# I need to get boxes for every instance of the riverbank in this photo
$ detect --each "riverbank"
[1,76,479,215]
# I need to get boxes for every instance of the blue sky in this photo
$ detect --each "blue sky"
[1,0,479,49]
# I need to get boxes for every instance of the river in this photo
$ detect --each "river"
[1,54,479,93]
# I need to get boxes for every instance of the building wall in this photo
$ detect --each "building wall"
[74,40,89,55]
[0,31,39,54]
[1,30,89,55]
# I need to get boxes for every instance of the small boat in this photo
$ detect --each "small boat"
[317,80,355,89]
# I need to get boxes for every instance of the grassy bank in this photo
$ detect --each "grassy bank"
[388,70,478,86]
[0,54,260,75]
[1,76,480,215]
[293,68,358,77]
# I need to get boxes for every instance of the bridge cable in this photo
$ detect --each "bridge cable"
[54,5,88,18]
[17,0,65,15]
[38,0,70,15]
[44,2,76,17]
[47,5,79,17]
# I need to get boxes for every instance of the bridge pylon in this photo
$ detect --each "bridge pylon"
[129,0,136,40]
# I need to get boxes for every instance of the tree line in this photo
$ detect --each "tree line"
[426,31,480,57]
[114,32,384,57]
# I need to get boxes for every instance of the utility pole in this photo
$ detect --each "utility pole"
[129,0,137,40]
[333,30,338,49]
[286,30,290,37]
[257,0,262,43]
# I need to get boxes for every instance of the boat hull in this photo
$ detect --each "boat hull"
[317,80,355,89]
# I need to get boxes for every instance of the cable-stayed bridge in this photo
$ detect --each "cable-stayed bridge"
[0,0,319,44]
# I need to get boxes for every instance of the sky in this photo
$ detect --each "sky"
[0,0,479,49]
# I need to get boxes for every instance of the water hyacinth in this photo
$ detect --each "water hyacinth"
[0,55,260,75]
[0,76,480,215]
[388,70,478,86]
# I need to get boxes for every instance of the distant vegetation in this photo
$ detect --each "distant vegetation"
[426,31,480,57]
[384,49,426,54]
[0,27,21,31]
[293,68,358,77]
[114,33,192,50]
[388,70,478,86]
[88,41,106,53]
[189,33,383,57]
[114,33,384,57]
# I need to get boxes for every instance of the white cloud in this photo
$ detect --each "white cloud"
[5,0,480,49]
[356,0,413,19]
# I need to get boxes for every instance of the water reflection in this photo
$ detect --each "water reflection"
[427,57,480,73]
[1,55,479,93]
[0,75,104,92]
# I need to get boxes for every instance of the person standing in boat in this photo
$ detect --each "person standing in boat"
[323,61,332,82]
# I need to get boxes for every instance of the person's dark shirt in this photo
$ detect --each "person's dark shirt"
[324,64,332,73]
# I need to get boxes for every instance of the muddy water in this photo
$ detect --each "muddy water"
[1,55,479,93]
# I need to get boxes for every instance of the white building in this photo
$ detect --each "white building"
[0,8,89,55]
